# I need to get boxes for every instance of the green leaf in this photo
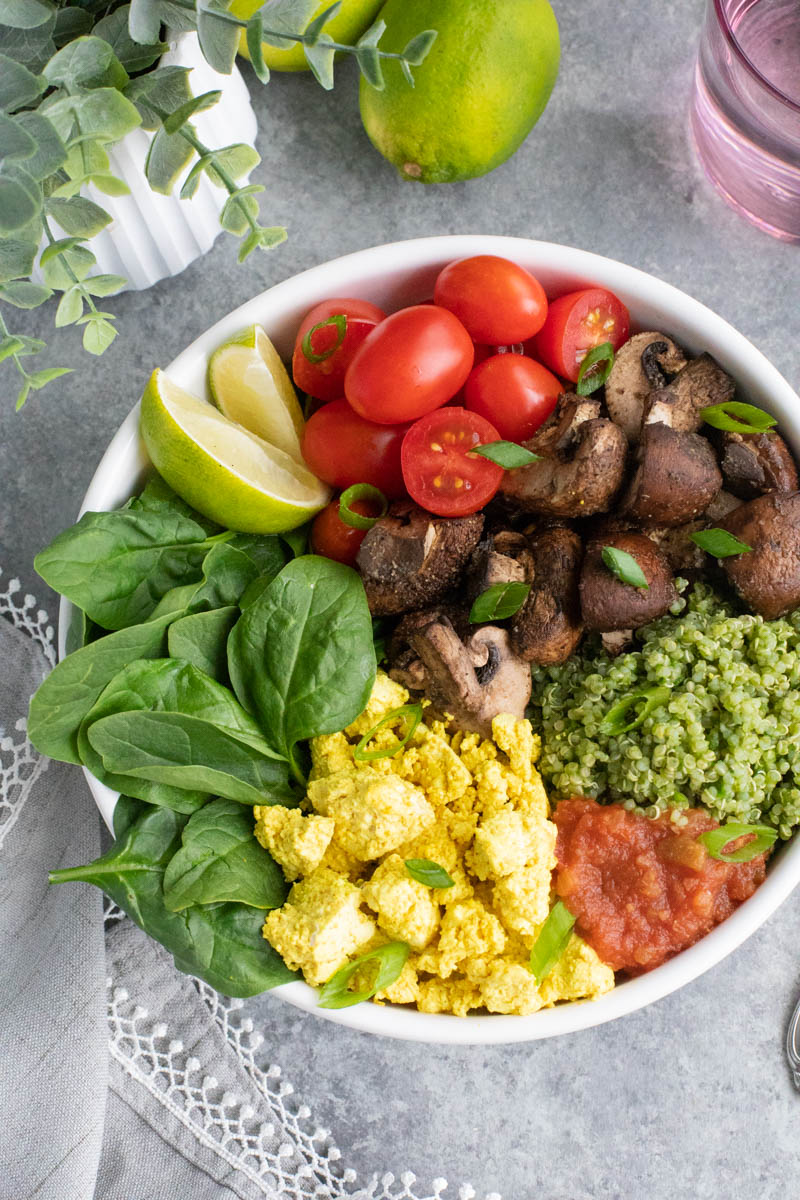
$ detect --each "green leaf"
[61,139,109,179]
[125,64,192,130]
[82,273,126,297]
[163,797,288,910]
[404,858,455,889]
[10,333,44,354]
[44,88,141,143]
[317,941,409,1008]
[48,803,298,997]
[168,606,238,682]
[0,334,25,362]
[245,15,269,83]
[82,315,117,355]
[45,195,112,237]
[13,112,66,179]
[576,341,615,396]
[0,236,37,282]
[0,53,46,111]
[237,225,286,261]
[205,142,259,187]
[43,35,129,91]
[303,1,341,42]
[689,528,752,558]
[88,173,130,197]
[0,166,41,234]
[303,36,335,89]
[53,6,93,44]
[529,901,575,984]
[469,581,531,623]
[163,90,222,134]
[41,242,96,288]
[26,365,72,389]
[220,190,259,235]
[94,7,167,73]
[355,43,382,90]
[402,29,437,66]
[0,279,51,308]
[601,545,650,590]
[0,112,36,161]
[144,124,195,194]
[0,23,56,75]
[0,0,54,29]
[196,1,239,74]
[470,441,540,469]
[39,234,84,266]
[178,154,207,199]
[259,0,318,49]
[228,556,376,785]
[127,0,163,47]
[15,379,31,409]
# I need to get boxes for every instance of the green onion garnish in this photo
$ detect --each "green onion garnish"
[470,441,541,469]
[529,901,575,983]
[601,545,649,589]
[352,703,423,762]
[601,686,671,735]
[301,313,347,364]
[404,859,455,888]
[697,822,777,862]
[576,341,615,396]
[338,483,388,530]
[689,528,752,558]
[469,580,531,623]
[317,941,410,1009]
[701,401,777,434]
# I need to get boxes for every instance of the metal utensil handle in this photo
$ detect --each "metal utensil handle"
[786,991,800,1090]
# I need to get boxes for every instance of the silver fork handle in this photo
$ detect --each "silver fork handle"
[787,991,800,1090]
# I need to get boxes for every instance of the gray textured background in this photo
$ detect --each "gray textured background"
[3,0,800,1195]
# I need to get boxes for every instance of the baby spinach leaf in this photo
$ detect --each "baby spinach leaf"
[162,797,287,911]
[150,536,286,618]
[228,556,376,783]
[168,606,238,682]
[149,581,201,619]
[280,524,309,559]
[27,612,175,764]
[34,506,230,630]
[87,710,293,806]
[49,802,296,996]
[130,474,220,532]
[112,794,150,839]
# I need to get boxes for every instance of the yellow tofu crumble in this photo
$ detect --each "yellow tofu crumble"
[259,671,616,1016]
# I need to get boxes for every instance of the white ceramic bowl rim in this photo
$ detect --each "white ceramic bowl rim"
[60,234,800,1044]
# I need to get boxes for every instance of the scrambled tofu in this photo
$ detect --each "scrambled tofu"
[259,671,616,1016]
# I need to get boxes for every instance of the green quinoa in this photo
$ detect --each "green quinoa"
[528,582,800,838]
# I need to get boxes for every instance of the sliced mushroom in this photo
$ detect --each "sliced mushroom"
[644,354,735,435]
[356,502,484,616]
[465,534,528,603]
[720,492,800,619]
[579,532,677,631]
[511,527,584,664]
[720,430,799,499]
[408,619,532,737]
[387,605,468,691]
[501,395,628,518]
[619,424,722,527]
[605,332,687,442]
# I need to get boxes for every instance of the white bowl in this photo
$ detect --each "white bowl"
[59,234,800,1044]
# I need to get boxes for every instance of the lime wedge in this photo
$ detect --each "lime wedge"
[140,369,330,533]
[208,326,305,461]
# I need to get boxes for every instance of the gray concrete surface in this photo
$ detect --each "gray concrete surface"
[2,0,799,1195]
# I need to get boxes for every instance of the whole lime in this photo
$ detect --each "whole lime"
[359,0,560,184]
[233,0,384,72]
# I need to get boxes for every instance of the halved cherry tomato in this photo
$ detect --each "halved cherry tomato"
[401,408,503,517]
[301,398,408,497]
[532,287,630,381]
[434,255,549,344]
[464,354,561,442]
[310,497,381,566]
[292,298,385,402]
[345,305,474,424]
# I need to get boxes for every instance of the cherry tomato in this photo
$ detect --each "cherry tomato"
[310,497,381,566]
[292,298,385,402]
[472,342,525,365]
[301,398,408,497]
[401,407,503,517]
[464,354,561,442]
[532,287,630,382]
[345,305,474,424]
[433,255,549,344]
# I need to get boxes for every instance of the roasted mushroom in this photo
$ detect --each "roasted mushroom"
[644,354,735,435]
[579,532,677,631]
[408,618,532,737]
[510,527,584,665]
[641,521,708,573]
[387,605,469,691]
[720,492,800,619]
[703,489,743,523]
[720,430,799,499]
[620,424,722,527]
[605,332,687,442]
[466,533,528,603]
[356,503,484,616]
[501,395,628,518]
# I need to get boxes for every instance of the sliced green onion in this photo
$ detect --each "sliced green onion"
[317,941,410,1009]
[301,313,347,364]
[701,401,777,434]
[601,545,649,589]
[404,859,455,888]
[689,528,752,558]
[339,483,388,530]
[353,703,423,762]
[469,580,530,623]
[529,901,575,983]
[470,441,541,468]
[698,822,777,862]
[576,341,614,395]
[601,685,671,735]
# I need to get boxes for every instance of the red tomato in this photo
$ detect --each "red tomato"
[464,354,561,442]
[472,342,525,365]
[433,256,549,344]
[301,399,408,497]
[532,287,630,382]
[292,298,385,402]
[345,305,474,424]
[310,497,380,566]
[401,408,503,517]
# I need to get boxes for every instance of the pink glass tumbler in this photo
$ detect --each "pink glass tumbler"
[690,0,800,241]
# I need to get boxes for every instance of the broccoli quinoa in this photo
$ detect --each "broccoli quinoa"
[528,582,800,838]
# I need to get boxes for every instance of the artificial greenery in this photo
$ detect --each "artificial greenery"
[0,0,436,408]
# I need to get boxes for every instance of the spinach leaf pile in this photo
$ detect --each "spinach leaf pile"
[32,477,377,998]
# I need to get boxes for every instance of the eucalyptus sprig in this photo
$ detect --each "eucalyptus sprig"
[0,0,436,409]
